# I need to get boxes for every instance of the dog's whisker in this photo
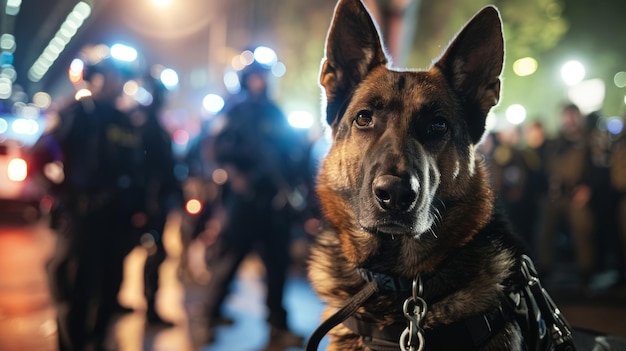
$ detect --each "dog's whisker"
[428,228,438,239]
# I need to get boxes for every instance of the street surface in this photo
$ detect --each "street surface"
[0,212,624,350]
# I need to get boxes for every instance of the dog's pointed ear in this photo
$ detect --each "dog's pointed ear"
[434,6,504,143]
[320,0,388,126]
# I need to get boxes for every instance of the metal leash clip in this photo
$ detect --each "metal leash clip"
[400,275,427,351]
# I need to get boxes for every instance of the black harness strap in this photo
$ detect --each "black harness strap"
[306,268,515,351]
[343,300,515,351]
[305,280,380,351]
[306,255,576,351]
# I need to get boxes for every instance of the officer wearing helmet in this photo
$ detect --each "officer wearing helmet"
[129,69,182,327]
[206,50,306,349]
[48,44,147,351]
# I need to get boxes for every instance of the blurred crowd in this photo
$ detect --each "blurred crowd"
[39,47,184,351]
[478,103,626,290]
[34,44,320,351]
[22,41,626,351]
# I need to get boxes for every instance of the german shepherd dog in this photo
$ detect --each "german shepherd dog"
[307,1,575,350]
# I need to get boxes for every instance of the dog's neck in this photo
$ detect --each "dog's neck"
[358,242,466,301]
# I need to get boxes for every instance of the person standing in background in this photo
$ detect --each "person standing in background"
[49,51,146,351]
[204,58,306,349]
[537,103,595,289]
[131,72,182,326]
[610,114,626,286]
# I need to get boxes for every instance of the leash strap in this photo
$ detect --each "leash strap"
[305,280,380,351]
[519,255,576,351]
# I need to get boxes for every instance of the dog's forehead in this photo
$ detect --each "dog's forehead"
[350,67,453,113]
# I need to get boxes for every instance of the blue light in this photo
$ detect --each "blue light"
[607,117,624,135]
[160,68,179,90]
[0,117,8,133]
[110,43,138,62]
[0,115,45,146]
[0,52,14,65]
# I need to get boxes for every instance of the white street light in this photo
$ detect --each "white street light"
[110,43,138,62]
[560,60,585,86]
[505,104,526,125]
[203,94,225,114]
[287,110,314,129]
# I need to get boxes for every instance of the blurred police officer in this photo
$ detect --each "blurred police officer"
[50,47,146,351]
[131,72,182,326]
[205,58,305,349]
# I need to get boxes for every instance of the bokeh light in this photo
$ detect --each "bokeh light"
[561,60,585,86]
[33,92,52,109]
[606,116,624,135]
[185,199,202,215]
[223,71,240,94]
[512,57,538,77]
[271,62,287,78]
[110,43,138,62]
[173,129,189,145]
[287,111,314,129]
[11,118,39,135]
[0,33,16,52]
[0,77,12,99]
[160,68,179,89]
[253,46,277,66]
[212,168,228,185]
[0,118,8,133]
[8,158,28,182]
[202,94,225,113]
[505,104,526,125]
[614,72,626,88]
[568,78,605,115]
[123,80,139,96]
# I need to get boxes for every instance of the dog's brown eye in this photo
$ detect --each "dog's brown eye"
[429,119,448,135]
[355,110,373,128]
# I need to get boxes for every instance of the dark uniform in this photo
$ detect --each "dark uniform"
[610,124,626,283]
[52,94,145,350]
[133,78,182,325]
[537,105,594,286]
[203,63,305,348]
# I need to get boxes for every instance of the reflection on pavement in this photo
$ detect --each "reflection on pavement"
[0,213,328,351]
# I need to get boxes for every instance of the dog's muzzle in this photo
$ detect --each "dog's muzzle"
[364,174,433,236]
[372,175,418,212]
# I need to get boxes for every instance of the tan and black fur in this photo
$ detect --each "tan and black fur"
[308,0,531,350]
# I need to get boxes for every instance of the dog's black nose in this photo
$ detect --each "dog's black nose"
[373,175,418,212]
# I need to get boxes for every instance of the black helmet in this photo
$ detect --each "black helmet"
[78,44,141,83]
[238,60,271,92]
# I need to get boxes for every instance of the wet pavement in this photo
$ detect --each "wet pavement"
[0,212,625,351]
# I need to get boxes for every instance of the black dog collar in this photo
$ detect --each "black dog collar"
[358,268,413,292]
